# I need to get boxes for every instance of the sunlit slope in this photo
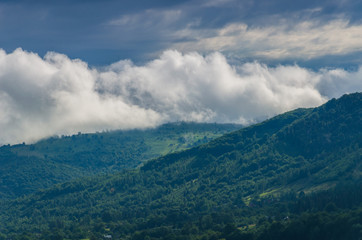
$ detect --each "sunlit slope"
[0,122,241,199]
[0,93,360,239]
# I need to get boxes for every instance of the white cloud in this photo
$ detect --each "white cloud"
[202,0,236,7]
[108,9,182,28]
[0,48,361,145]
[0,49,162,144]
[172,19,362,60]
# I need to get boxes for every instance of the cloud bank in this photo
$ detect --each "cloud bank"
[0,48,361,144]
[173,19,362,60]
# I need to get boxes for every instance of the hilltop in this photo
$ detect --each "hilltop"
[0,122,241,199]
[0,93,361,239]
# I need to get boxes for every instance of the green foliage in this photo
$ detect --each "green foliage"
[0,93,361,239]
[0,122,241,199]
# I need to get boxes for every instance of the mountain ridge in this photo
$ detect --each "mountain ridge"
[0,92,361,239]
[0,122,241,199]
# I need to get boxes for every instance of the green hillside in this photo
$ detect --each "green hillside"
[0,93,361,240]
[0,122,241,199]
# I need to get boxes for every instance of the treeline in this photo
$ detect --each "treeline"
[0,93,360,239]
[0,122,241,199]
[1,182,361,239]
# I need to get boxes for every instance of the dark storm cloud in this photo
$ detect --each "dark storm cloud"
[0,0,362,65]
[0,0,362,144]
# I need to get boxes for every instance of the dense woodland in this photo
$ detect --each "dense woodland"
[0,93,361,239]
[0,122,240,199]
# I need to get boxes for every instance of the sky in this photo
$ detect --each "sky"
[0,0,362,144]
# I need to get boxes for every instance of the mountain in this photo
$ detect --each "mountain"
[0,93,361,240]
[0,122,241,199]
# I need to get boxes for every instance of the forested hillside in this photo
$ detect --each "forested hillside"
[0,93,360,240]
[0,122,241,199]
